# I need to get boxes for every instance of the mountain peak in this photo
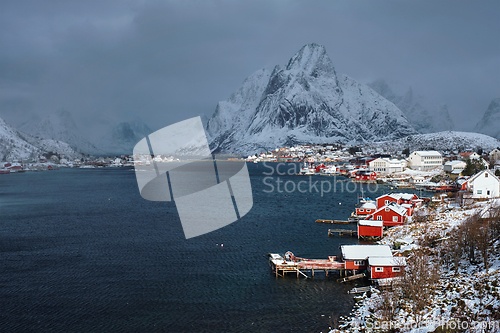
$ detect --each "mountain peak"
[475,98,500,140]
[206,45,417,155]
[285,43,335,77]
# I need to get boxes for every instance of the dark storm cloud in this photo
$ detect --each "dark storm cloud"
[0,0,498,131]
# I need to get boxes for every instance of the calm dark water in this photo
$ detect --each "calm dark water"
[0,163,427,332]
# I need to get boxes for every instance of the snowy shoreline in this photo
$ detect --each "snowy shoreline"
[330,198,500,333]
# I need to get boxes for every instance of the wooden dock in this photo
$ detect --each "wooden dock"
[316,219,354,224]
[328,229,357,237]
[348,286,371,294]
[337,272,366,283]
[268,253,345,278]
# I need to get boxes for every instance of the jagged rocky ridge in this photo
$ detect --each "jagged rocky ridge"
[368,79,455,134]
[19,110,153,156]
[20,110,101,154]
[474,98,500,140]
[206,43,418,155]
[0,117,81,161]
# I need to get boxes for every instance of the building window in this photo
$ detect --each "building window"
[477,190,482,194]
[393,216,398,222]
[375,267,383,272]
[377,216,382,221]
[487,190,490,195]
[359,209,364,212]
[385,200,389,205]
[385,207,390,211]
[392,267,400,272]
[354,260,363,266]
[485,173,488,178]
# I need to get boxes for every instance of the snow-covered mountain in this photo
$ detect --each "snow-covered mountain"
[362,131,500,154]
[0,117,81,161]
[368,79,454,134]
[20,110,101,154]
[95,118,152,156]
[206,43,417,155]
[474,98,500,140]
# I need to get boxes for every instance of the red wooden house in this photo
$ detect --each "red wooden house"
[401,203,414,216]
[399,193,418,206]
[376,193,419,209]
[357,219,383,238]
[365,202,408,226]
[354,170,377,181]
[340,245,392,271]
[355,201,377,216]
[315,164,326,172]
[376,193,402,208]
[368,256,406,281]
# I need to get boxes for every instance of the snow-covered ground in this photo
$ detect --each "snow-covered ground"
[330,199,500,332]
[363,131,500,155]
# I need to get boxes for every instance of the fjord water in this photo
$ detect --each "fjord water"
[0,163,419,332]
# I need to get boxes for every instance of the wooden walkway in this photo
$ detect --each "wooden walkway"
[316,219,354,224]
[328,229,357,237]
[337,272,366,283]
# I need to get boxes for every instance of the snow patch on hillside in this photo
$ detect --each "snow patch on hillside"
[362,131,500,154]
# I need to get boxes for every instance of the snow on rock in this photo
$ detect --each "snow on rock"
[0,116,81,161]
[333,200,500,333]
[362,131,500,154]
[206,43,417,155]
[20,109,101,154]
[368,79,455,134]
[94,118,153,156]
[475,98,500,140]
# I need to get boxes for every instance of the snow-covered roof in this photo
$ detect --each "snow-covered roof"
[358,219,383,227]
[341,245,392,261]
[376,192,416,202]
[445,160,466,166]
[368,256,406,266]
[399,193,416,200]
[368,202,408,217]
[359,201,377,210]
[414,150,442,157]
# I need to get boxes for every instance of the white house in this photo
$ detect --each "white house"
[409,176,425,184]
[407,151,443,171]
[489,148,500,164]
[444,160,466,173]
[466,169,500,199]
[369,158,406,174]
[460,152,480,160]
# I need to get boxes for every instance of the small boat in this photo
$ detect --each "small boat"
[0,169,11,174]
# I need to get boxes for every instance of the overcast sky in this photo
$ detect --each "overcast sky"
[0,0,498,132]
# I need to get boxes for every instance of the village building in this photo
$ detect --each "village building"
[355,201,377,216]
[409,176,425,184]
[375,193,417,209]
[444,160,466,173]
[367,256,406,281]
[354,169,377,181]
[489,148,500,164]
[466,169,500,199]
[357,219,383,238]
[460,152,480,160]
[376,193,402,208]
[365,202,408,226]
[340,245,392,271]
[407,151,443,170]
[368,158,406,175]
[495,160,500,172]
